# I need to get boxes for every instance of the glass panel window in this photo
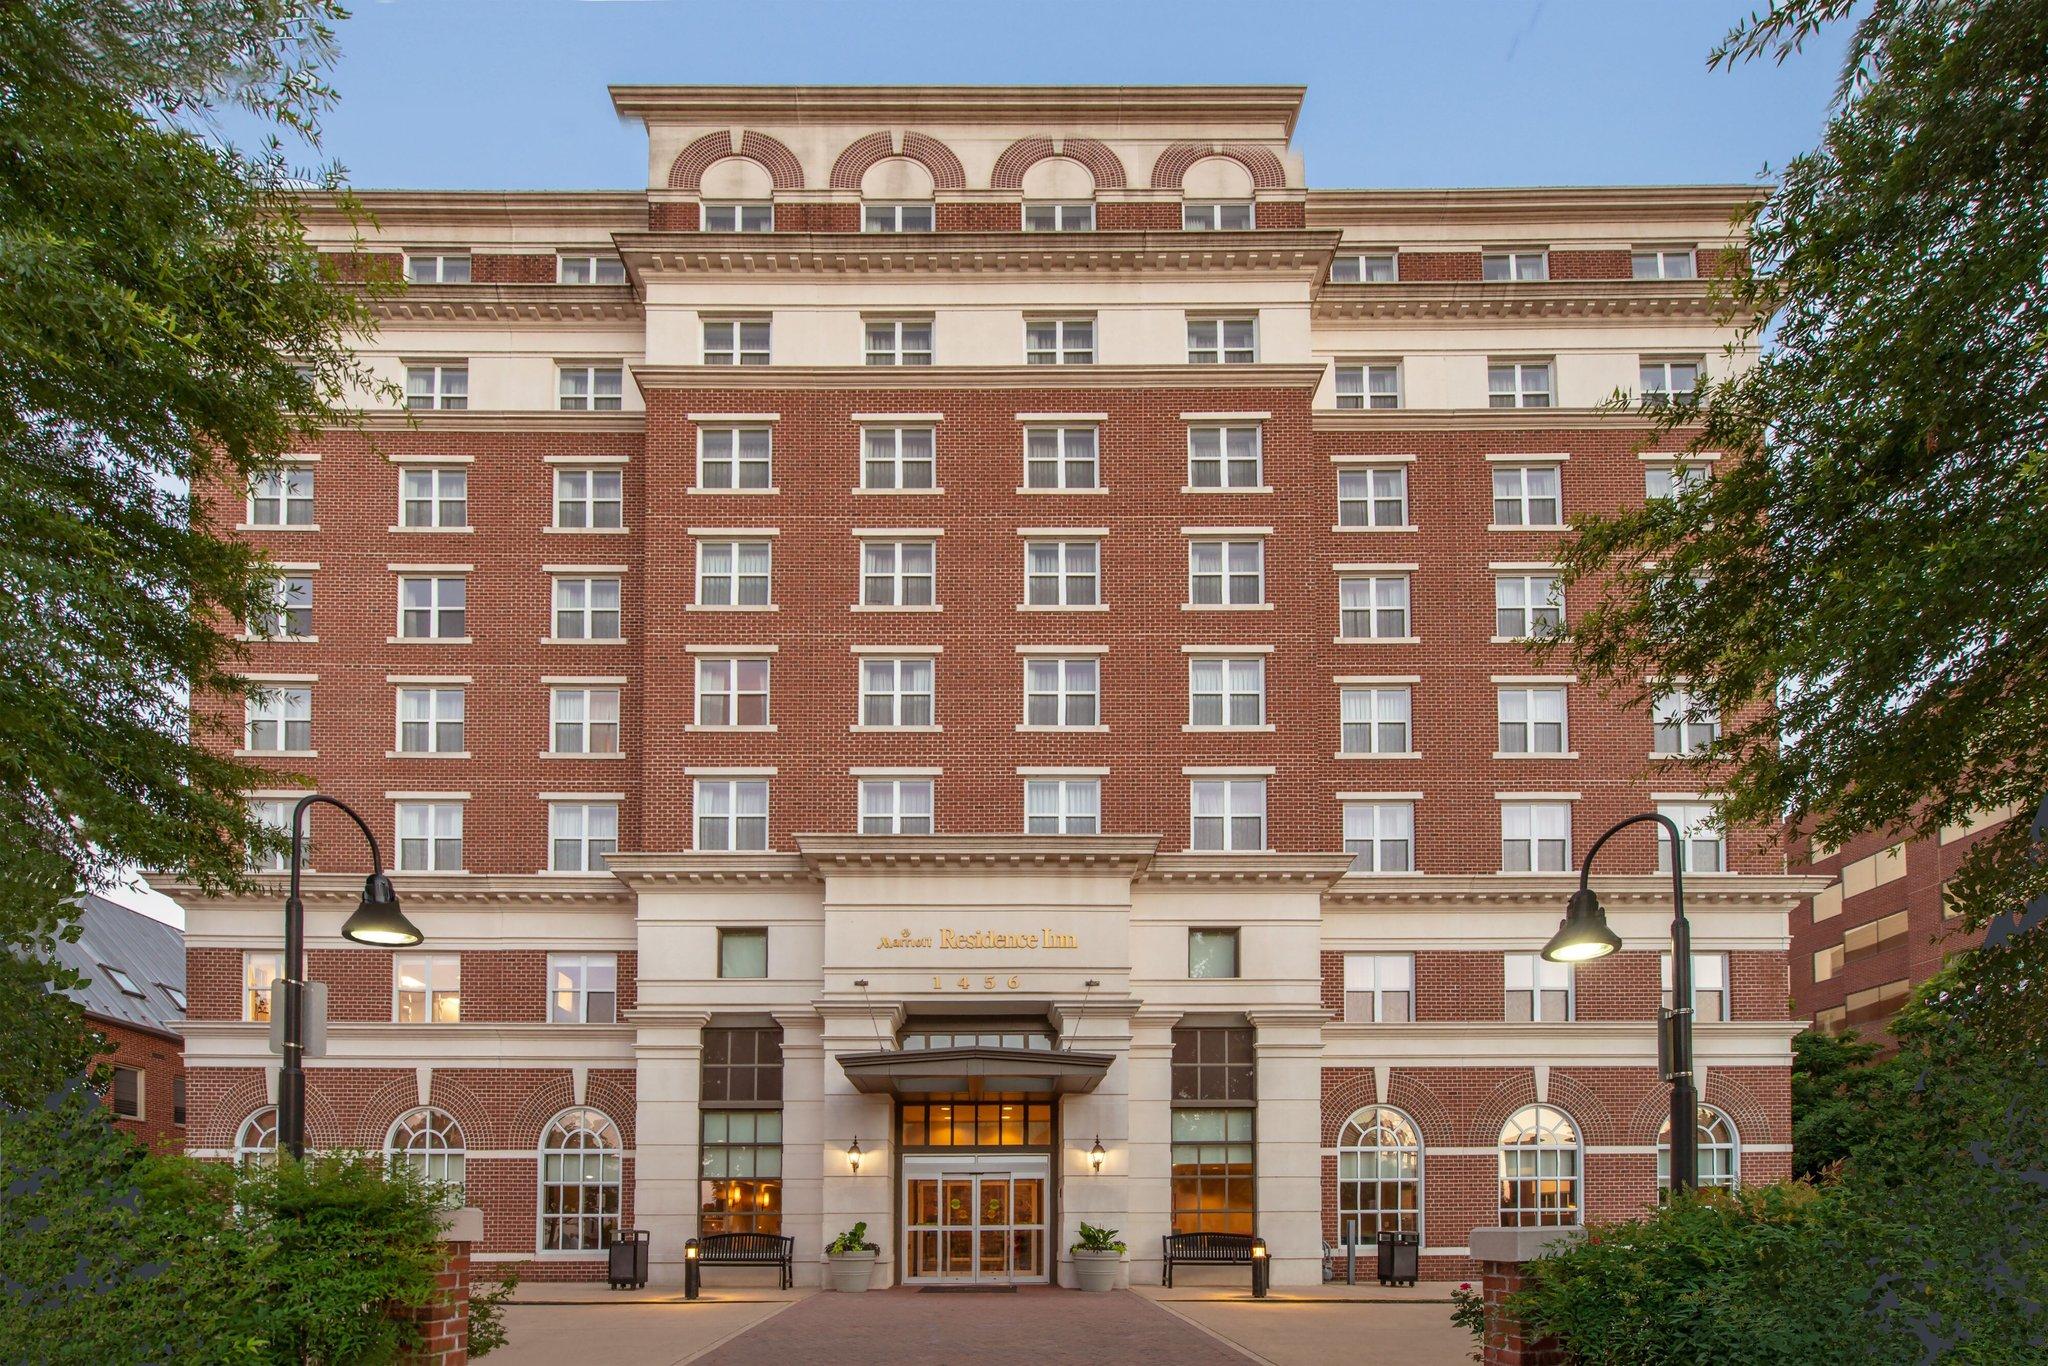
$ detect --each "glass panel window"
[388,1108,465,1194]
[861,427,936,489]
[1661,952,1729,1022]
[860,657,935,727]
[1497,687,1569,754]
[1339,575,1411,638]
[702,319,770,365]
[1022,426,1099,489]
[243,951,281,1022]
[1659,1106,1738,1189]
[1343,802,1414,873]
[111,1066,143,1119]
[1343,955,1414,1023]
[701,1025,784,1103]
[718,927,769,979]
[1023,203,1094,231]
[548,953,618,1023]
[400,467,468,528]
[1499,1104,1580,1226]
[558,364,625,411]
[406,253,470,284]
[701,203,773,233]
[1337,1106,1420,1241]
[398,576,466,639]
[861,540,936,606]
[1501,802,1571,873]
[551,686,621,754]
[1645,461,1711,501]
[1492,466,1562,526]
[552,577,622,640]
[549,801,617,872]
[1334,363,1401,409]
[557,254,627,283]
[246,800,292,873]
[172,1075,186,1125]
[404,364,467,410]
[1188,540,1264,605]
[1633,248,1697,280]
[1642,359,1701,405]
[862,203,934,233]
[695,540,773,607]
[695,779,769,851]
[1024,317,1095,365]
[1190,778,1266,851]
[1337,467,1408,527]
[1169,1107,1255,1235]
[1494,574,1563,639]
[697,426,773,490]
[396,801,464,872]
[554,467,624,528]
[700,1108,783,1235]
[1482,251,1548,282]
[1331,252,1398,283]
[1504,954,1574,1021]
[1187,425,1262,488]
[538,1109,622,1252]
[244,687,311,753]
[1022,658,1099,727]
[1171,1025,1255,1102]
[1023,540,1099,605]
[1186,316,1257,365]
[1182,202,1255,231]
[1657,802,1725,874]
[694,657,770,727]
[1340,687,1411,754]
[1188,928,1239,979]
[1188,657,1265,728]
[237,1107,279,1167]
[394,953,461,1023]
[249,466,315,526]
[396,686,464,754]
[864,318,934,366]
[859,778,933,835]
[1487,361,1553,409]
[1025,778,1099,835]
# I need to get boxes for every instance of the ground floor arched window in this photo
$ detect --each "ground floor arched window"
[388,1106,466,1196]
[1499,1104,1580,1226]
[1336,1105,1422,1241]
[1658,1104,1740,1189]
[236,1106,278,1169]
[539,1107,622,1252]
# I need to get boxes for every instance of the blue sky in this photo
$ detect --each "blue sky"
[281,0,1852,191]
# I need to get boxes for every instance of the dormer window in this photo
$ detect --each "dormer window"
[405,252,470,284]
[1183,202,1255,231]
[703,203,773,232]
[100,964,145,998]
[863,203,934,233]
[1023,203,1094,231]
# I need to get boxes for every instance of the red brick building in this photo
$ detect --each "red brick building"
[157,85,1820,1288]
[50,894,187,1148]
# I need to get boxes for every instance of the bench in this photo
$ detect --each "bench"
[685,1232,796,1293]
[1160,1231,1266,1295]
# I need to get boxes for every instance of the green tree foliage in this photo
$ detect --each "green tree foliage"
[1789,1027,1886,1177]
[0,0,385,1103]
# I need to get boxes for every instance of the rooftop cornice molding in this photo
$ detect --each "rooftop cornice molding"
[798,834,1162,874]
[1314,408,1690,433]
[1140,853,1357,887]
[322,410,647,434]
[1304,184,1764,226]
[608,84,1308,137]
[603,852,815,887]
[613,229,1341,279]
[633,362,1326,393]
[144,871,630,910]
[294,190,649,226]
[370,284,643,324]
[1314,280,1724,323]
[1321,872,1833,911]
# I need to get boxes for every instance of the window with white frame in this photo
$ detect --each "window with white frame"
[249,467,315,526]
[1023,540,1099,606]
[1340,686,1411,754]
[1183,201,1254,230]
[398,576,466,639]
[1343,953,1414,1022]
[1187,424,1262,487]
[246,799,292,873]
[1188,928,1239,979]
[1633,247,1697,280]
[245,687,311,752]
[1339,575,1411,639]
[1024,317,1095,365]
[862,202,934,233]
[109,1065,143,1120]
[1498,687,1568,755]
[1651,689,1720,755]
[1188,657,1265,727]
[252,574,314,638]
[694,779,768,851]
[1343,801,1414,873]
[1190,778,1266,851]
[860,657,935,726]
[394,953,461,1022]
[1331,252,1398,283]
[702,318,770,365]
[1025,778,1100,834]
[1492,466,1562,526]
[1482,250,1548,282]
[1187,316,1257,364]
[1338,467,1408,527]
[1502,802,1571,872]
[549,801,617,872]
[395,802,463,872]
[396,686,464,754]
[1641,358,1701,405]
[557,253,627,284]
[701,203,773,232]
[861,427,936,489]
[695,540,772,607]
[388,1108,466,1194]
[860,540,936,606]
[1023,658,1098,727]
[1023,426,1099,488]
[1661,952,1730,1021]
[694,657,770,727]
[1188,540,1264,605]
[697,426,772,490]
[1336,1105,1421,1243]
[860,778,933,834]
[1499,1104,1580,1225]
[404,364,467,410]
[1494,574,1563,639]
[1487,361,1553,409]
[538,1108,622,1252]
[1659,1106,1738,1189]
[400,467,468,528]
[237,1106,278,1167]
[1335,362,1401,409]
[1023,202,1094,231]
[1504,953,1573,1021]
[552,577,622,639]
[550,687,620,754]
[554,467,624,528]
[549,953,618,1023]
[558,363,624,411]
[864,317,933,366]
[1644,461,1711,501]
[243,951,281,1021]
[406,252,470,284]
[1657,801,1726,873]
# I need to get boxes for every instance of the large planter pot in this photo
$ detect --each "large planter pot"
[1071,1248,1122,1292]
[825,1249,878,1293]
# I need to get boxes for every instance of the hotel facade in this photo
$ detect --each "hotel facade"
[162,85,1820,1289]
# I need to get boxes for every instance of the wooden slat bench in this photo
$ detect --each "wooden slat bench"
[687,1232,796,1290]
[1160,1231,1262,1292]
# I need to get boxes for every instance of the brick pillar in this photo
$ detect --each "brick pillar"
[1467,1227,1583,1366]
[401,1207,484,1365]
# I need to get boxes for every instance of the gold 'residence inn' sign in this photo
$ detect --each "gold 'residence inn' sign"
[876,926,1080,951]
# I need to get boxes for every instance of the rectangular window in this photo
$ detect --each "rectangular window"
[1662,953,1729,1021]
[1188,540,1264,605]
[1633,248,1697,280]
[248,467,315,527]
[243,951,281,1021]
[1502,803,1572,873]
[862,203,933,233]
[1191,778,1266,851]
[718,927,769,979]
[172,1075,185,1126]
[861,427,936,489]
[549,801,617,872]
[699,1110,784,1236]
[1339,575,1411,638]
[394,953,461,1023]
[1025,778,1099,834]
[864,318,933,366]
[860,778,934,834]
[404,364,467,410]
[551,686,622,754]
[860,541,936,606]
[694,657,770,727]
[1652,690,1720,755]
[1495,574,1563,640]
[1024,317,1095,365]
[1344,953,1414,1022]
[1657,802,1726,873]
[695,779,769,851]
[395,802,463,872]
[1022,426,1098,488]
[1340,687,1411,754]
[1505,954,1573,1021]
[1338,467,1408,527]
[1023,203,1094,231]
[396,686,464,754]
[1343,802,1414,873]
[1641,359,1701,405]
[398,576,466,639]
[1186,316,1257,365]
[702,1024,783,1102]
[1814,942,1845,983]
[1172,1024,1254,1102]
[1188,657,1265,728]
[247,800,292,873]
[1644,462,1710,501]
[111,1066,143,1120]
[549,952,618,1023]
[1187,425,1262,488]
[1183,202,1254,231]
[557,253,627,284]
[702,318,770,366]
[406,253,470,284]
[244,687,311,753]
[1487,361,1553,409]
[1492,466,1562,526]
[1482,250,1548,282]
[1498,687,1568,755]
[552,577,622,640]
[399,467,467,529]
[701,203,773,233]
[1188,928,1240,979]
[695,540,772,607]
[860,657,935,727]
[558,363,625,411]
[1023,540,1099,605]
[1843,911,1911,965]
[554,467,624,529]
[1023,657,1099,727]
[1168,1107,1253,1235]
[1331,252,1398,283]
[1335,363,1401,409]
[697,426,773,490]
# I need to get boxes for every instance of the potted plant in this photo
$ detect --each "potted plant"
[1069,1222,1127,1292]
[825,1221,879,1292]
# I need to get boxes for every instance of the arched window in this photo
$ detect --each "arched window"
[236,1106,278,1168]
[1499,1104,1580,1226]
[1658,1105,1740,1189]
[1336,1106,1421,1243]
[388,1107,466,1195]
[539,1108,622,1252]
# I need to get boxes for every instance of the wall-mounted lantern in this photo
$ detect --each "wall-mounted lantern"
[848,1136,864,1174]
[1089,1135,1106,1174]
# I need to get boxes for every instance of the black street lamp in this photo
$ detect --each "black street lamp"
[1538,811,1699,1192]
[279,793,423,1160]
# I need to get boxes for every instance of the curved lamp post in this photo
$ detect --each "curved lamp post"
[279,793,423,1159]
[1538,811,1698,1192]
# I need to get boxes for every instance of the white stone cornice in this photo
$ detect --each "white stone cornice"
[369,284,642,324]
[1319,1019,1799,1068]
[634,363,1326,393]
[797,834,1162,875]
[1320,872,1831,913]
[1314,408,1696,433]
[602,852,815,887]
[322,410,647,434]
[181,1020,636,1068]
[146,870,629,912]
[1140,853,1356,888]
[295,189,647,227]
[1314,280,1722,322]
[615,230,1339,279]
[609,84,1309,135]
[1304,184,1760,226]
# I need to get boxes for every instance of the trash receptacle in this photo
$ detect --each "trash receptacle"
[1375,1229,1419,1287]
[609,1229,650,1289]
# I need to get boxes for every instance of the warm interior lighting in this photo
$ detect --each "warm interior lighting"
[848,1136,863,1173]
[340,872,424,946]
[1541,886,1622,964]
[1089,1136,1106,1174]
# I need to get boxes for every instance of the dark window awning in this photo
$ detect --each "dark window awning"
[836,1045,1114,1097]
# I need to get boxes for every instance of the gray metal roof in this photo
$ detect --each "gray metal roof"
[49,894,186,1037]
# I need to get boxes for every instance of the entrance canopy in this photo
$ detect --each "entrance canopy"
[837,1044,1113,1097]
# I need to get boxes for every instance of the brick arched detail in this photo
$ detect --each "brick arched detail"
[989,136,1128,191]
[736,131,805,190]
[1149,141,1287,191]
[1703,1072,1773,1146]
[900,131,966,190]
[667,131,734,190]
[1623,1082,1678,1145]
[424,1071,499,1150]
[506,1072,577,1150]
[353,1071,428,1149]
[1468,1070,1541,1146]
[1386,1073,1456,1150]
[830,130,966,192]
[586,1069,639,1148]
[667,129,807,192]
[1320,1068,1377,1145]
[829,131,893,189]
[207,1072,271,1149]
[1544,1072,1618,1146]
[301,1083,346,1149]
[989,137,1055,190]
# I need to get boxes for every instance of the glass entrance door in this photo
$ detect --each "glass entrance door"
[904,1157,1048,1283]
